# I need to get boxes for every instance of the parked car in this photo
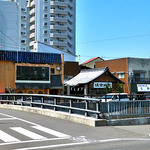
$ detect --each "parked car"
[101,93,129,102]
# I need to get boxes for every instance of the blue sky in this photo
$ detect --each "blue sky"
[76,0,150,63]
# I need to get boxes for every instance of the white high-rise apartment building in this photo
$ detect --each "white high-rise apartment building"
[0,0,76,55]
[0,0,30,51]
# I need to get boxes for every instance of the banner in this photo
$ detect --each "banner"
[137,84,150,92]
[93,82,112,89]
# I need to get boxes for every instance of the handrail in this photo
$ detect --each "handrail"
[0,93,101,119]
[0,93,100,101]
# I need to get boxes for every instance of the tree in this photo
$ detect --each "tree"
[114,82,124,93]
[103,83,112,94]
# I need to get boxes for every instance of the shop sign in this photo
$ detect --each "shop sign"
[137,84,150,92]
[93,82,112,88]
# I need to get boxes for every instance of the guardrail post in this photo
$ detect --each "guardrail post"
[95,101,100,119]
[108,102,110,120]
[13,96,15,105]
[21,96,23,106]
[41,97,43,109]
[85,100,88,117]
[7,96,8,104]
[30,96,33,107]
[139,101,142,118]
[54,98,57,111]
[69,99,72,114]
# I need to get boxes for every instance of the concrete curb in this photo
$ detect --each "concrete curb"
[107,117,150,126]
[0,104,107,127]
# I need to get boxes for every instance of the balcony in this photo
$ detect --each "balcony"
[68,0,73,7]
[67,23,73,30]
[50,25,67,30]
[29,41,35,47]
[50,33,67,38]
[30,33,35,39]
[67,8,73,16]
[50,8,67,15]
[50,16,67,22]
[50,1,68,7]
[67,38,73,45]
[30,0,35,7]
[67,14,73,22]
[30,24,35,31]
[130,77,150,83]
[30,16,35,23]
[50,41,67,47]
[30,8,35,15]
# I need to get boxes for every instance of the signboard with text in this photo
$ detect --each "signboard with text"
[137,84,150,92]
[93,82,112,89]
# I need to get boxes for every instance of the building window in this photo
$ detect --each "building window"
[21,8,26,12]
[21,32,26,36]
[51,68,55,74]
[21,16,26,20]
[44,22,48,26]
[16,66,49,81]
[21,24,26,28]
[44,6,48,11]
[118,73,124,79]
[21,40,26,44]
[44,14,48,19]
[21,47,26,51]
[134,73,145,82]
[43,30,48,34]
[44,39,48,42]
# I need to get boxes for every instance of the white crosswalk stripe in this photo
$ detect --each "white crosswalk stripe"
[0,130,20,142]
[32,126,70,138]
[10,127,47,140]
[0,125,71,144]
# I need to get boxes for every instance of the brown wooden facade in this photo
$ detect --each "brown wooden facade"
[0,55,64,95]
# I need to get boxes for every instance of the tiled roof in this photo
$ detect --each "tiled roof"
[65,68,107,86]
[81,57,104,65]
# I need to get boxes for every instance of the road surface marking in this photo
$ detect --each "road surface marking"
[0,118,16,121]
[0,113,39,126]
[0,130,20,142]
[10,127,47,140]
[14,141,89,150]
[32,126,70,138]
[0,137,70,146]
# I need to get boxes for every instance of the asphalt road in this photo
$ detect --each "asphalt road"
[0,108,150,150]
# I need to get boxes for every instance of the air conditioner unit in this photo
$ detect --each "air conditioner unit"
[56,67,60,70]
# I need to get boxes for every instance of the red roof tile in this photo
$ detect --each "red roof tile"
[81,57,104,65]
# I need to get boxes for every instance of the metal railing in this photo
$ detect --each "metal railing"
[1,93,150,120]
[106,101,150,119]
[0,93,101,119]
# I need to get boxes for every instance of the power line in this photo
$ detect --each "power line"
[77,33,150,45]
[0,30,17,44]
[0,41,18,47]
[0,44,18,49]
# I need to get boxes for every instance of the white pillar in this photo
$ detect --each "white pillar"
[84,84,88,96]
[67,85,70,96]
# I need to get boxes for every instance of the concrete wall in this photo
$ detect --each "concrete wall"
[33,42,76,62]
[95,58,129,93]
[128,58,150,79]
[0,1,19,51]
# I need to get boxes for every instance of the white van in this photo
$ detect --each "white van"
[101,93,129,102]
